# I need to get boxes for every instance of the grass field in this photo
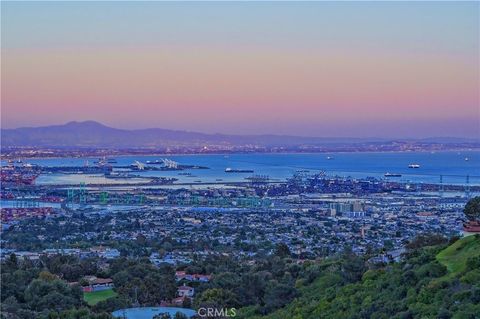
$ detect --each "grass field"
[83,289,118,306]
[436,234,480,274]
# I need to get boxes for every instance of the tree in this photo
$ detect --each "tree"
[196,288,239,309]
[466,255,480,271]
[406,234,447,250]
[6,253,18,270]
[464,197,480,221]
[1,296,20,315]
[181,296,192,309]
[341,253,366,283]
[112,261,176,305]
[264,281,297,312]
[39,271,58,282]
[93,296,129,313]
[136,234,147,245]
[174,312,188,319]
[24,279,83,313]
[274,243,291,258]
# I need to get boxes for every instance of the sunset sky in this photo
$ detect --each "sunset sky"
[1,1,479,138]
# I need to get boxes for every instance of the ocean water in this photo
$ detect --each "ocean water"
[21,151,480,186]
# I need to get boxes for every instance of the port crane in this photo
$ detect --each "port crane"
[161,158,179,169]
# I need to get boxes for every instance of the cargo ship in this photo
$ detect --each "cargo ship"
[94,157,117,165]
[146,160,162,164]
[225,168,254,173]
[408,164,420,168]
[43,166,112,174]
[384,173,402,177]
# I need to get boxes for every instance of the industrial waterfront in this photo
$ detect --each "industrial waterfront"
[2,150,479,241]
[3,151,479,186]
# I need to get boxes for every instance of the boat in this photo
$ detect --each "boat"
[22,163,39,168]
[465,157,469,161]
[384,173,402,177]
[408,164,420,168]
[94,157,117,165]
[296,169,310,173]
[146,160,162,164]
[326,156,334,160]
[225,168,254,173]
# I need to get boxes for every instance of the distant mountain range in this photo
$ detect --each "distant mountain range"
[1,121,478,149]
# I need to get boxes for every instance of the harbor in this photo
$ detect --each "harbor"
[2,151,479,216]
[2,151,479,186]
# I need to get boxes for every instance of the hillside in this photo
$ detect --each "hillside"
[0,121,374,148]
[437,235,480,274]
[2,121,479,149]
[243,235,480,319]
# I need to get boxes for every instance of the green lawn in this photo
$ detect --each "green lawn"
[436,234,480,274]
[83,289,118,306]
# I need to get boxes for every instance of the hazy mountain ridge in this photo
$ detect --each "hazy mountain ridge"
[1,121,478,148]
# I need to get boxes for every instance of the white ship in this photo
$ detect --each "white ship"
[408,164,420,168]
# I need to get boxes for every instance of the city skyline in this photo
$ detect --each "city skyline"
[2,1,479,138]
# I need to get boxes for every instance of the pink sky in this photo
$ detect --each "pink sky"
[2,2,479,138]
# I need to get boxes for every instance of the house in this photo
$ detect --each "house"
[193,274,212,282]
[175,271,211,282]
[464,220,480,233]
[160,295,191,307]
[82,277,114,292]
[172,295,188,306]
[90,246,121,259]
[175,271,188,280]
[177,284,194,297]
[150,253,191,266]
[386,248,406,262]
[14,252,40,261]
[100,248,121,259]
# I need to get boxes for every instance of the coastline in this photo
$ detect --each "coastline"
[1,148,479,161]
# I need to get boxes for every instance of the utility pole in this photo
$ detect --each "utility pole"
[465,175,470,199]
[439,175,444,198]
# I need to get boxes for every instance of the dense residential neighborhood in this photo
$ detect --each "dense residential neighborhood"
[1,167,478,318]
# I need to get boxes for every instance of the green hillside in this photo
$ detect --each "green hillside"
[436,234,480,274]
[243,235,480,319]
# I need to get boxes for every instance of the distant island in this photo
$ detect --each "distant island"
[1,121,479,159]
